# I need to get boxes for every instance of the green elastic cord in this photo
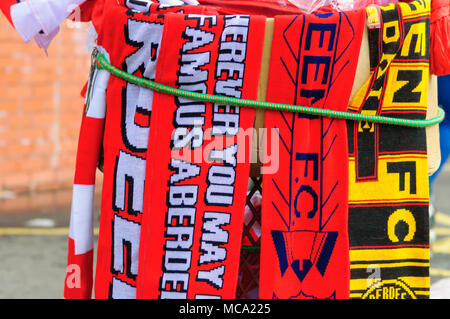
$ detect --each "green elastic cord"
[95,52,444,254]
[95,53,445,128]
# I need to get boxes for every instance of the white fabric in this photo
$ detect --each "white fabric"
[86,69,109,119]
[34,26,59,49]
[69,184,95,255]
[10,0,200,50]
[10,2,40,42]
[184,0,200,4]
[84,22,98,53]
[10,0,86,50]
[125,0,199,12]
[85,46,110,119]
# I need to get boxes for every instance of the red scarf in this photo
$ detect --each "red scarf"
[136,12,265,299]
[260,10,365,299]
[64,67,107,298]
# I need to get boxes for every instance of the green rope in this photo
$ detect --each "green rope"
[94,52,443,254]
[95,53,444,128]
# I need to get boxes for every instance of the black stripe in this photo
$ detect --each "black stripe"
[351,266,428,279]
[351,258,428,265]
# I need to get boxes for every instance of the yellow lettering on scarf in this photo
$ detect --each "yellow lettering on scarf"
[348,155,429,204]
[382,20,400,44]
[400,22,427,57]
[358,110,377,132]
[399,0,430,17]
[379,3,397,12]
[387,209,416,243]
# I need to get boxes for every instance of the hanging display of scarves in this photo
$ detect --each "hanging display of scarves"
[64,0,216,299]
[347,0,431,299]
[0,0,437,299]
[62,0,437,299]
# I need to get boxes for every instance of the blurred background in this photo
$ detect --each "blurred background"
[0,12,449,299]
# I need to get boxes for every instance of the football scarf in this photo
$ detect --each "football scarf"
[197,0,308,16]
[64,0,215,299]
[64,46,109,299]
[347,0,430,299]
[88,4,166,299]
[260,10,365,299]
[136,12,265,299]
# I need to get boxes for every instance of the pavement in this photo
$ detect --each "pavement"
[0,168,449,299]
[428,164,450,298]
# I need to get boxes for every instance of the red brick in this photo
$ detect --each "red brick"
[1,172,31,192]
[30,169,57,189]
[54,188,73,206]
[0,159,20,173]
[0,17,92,200]
[0,196,31,212]
[28,191,55,209]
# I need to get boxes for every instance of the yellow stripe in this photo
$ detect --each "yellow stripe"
[0,227,99,236]
[402,12,430,19]
[348,154,428,161]
[348,157,429,202]
[350,276,428,291]
[350,293,363,299]
[351,276,429,296]
[413,290,429,296]
[350,278,372,291]
[398,276,430,289]
[350,247,429,262]
[349,198,429,204]
[380,107,427,111]
[350,261,429,269]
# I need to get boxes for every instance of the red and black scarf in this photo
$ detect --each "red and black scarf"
[347,0,431,299]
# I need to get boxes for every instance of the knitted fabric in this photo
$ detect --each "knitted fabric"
[259,9,365,299]
[347,0,430,299]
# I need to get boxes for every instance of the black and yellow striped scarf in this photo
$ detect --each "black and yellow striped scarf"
[347,0,430,299]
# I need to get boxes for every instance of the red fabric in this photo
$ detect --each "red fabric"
[93,1,218,299]
[93,4,154,299]
[65,238,94,298]
[260,10,365,299]
[197,0,336,16]
[136,12,265,299]
[0,0,17,25]
[77,0,107,33]
[73,117,104,185]
[198,0,308,15]
[430,0,450,75]
[64,104,104,299]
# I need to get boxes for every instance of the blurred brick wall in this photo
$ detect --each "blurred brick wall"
[0,15,101,212]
